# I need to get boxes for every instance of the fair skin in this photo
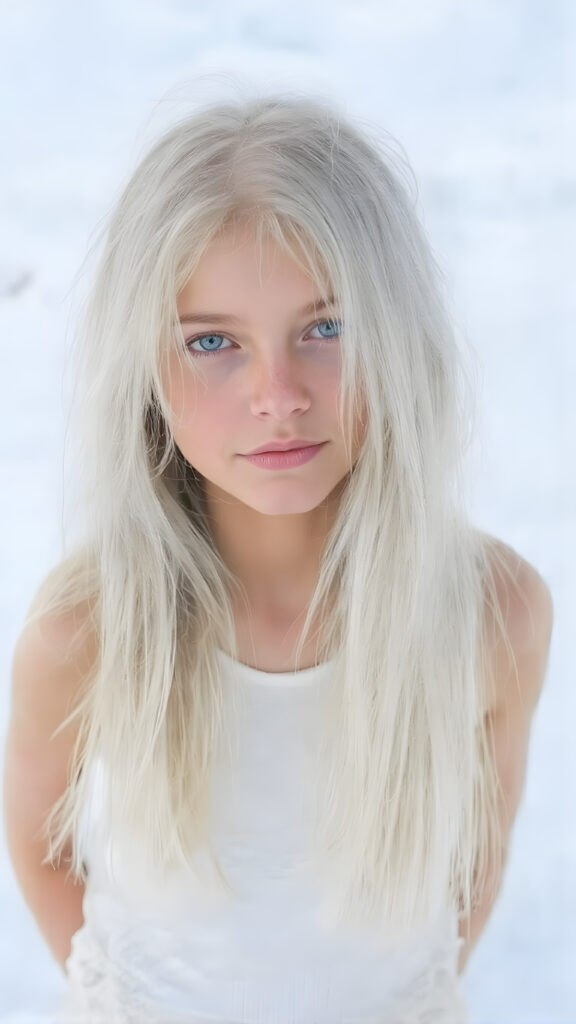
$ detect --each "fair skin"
[163,220,365,670]
[3,223,553,977]
[456,540,553,972]
[3,546,552,977]
[163,221,554,968]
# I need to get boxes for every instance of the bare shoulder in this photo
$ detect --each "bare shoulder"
[479,531,554,717]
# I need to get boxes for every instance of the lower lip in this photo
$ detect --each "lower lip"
[242,442,327,469]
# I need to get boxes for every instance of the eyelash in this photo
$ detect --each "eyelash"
[184,318,343,357]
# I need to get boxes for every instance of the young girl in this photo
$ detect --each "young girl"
[4,91,553,1023]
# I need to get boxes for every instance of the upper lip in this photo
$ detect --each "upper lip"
[244,439,324,455]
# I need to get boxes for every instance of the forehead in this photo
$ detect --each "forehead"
[176,221,331,314]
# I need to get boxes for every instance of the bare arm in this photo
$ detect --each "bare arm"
[2,843,86,973]
[3,607,96,972]
[457,546,554,973]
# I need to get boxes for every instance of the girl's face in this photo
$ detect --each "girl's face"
[163,221,365,517]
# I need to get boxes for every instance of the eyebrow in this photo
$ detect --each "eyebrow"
[178,295,336,325]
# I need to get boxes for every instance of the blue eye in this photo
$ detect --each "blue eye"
[185,318,342,357]
[186,333,233,355]
[309,318,343,339]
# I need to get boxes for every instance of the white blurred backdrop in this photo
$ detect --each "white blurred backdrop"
[0,1,574,1020]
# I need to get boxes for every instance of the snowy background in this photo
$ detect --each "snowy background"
[0,0,574,1021]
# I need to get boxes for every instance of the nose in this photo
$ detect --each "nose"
[248,350,312,419]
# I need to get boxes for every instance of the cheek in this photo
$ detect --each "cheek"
[163,354,207,432]
[168,379,234,459]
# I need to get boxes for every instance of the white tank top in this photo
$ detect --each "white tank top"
[60,649,468,1023]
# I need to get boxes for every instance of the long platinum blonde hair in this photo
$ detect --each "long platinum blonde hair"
[25,89,516,944]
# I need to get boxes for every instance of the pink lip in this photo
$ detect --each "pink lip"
[244,439,322,455]
[241,442,327,470]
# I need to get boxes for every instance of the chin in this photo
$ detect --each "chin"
[244,489,332,517]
